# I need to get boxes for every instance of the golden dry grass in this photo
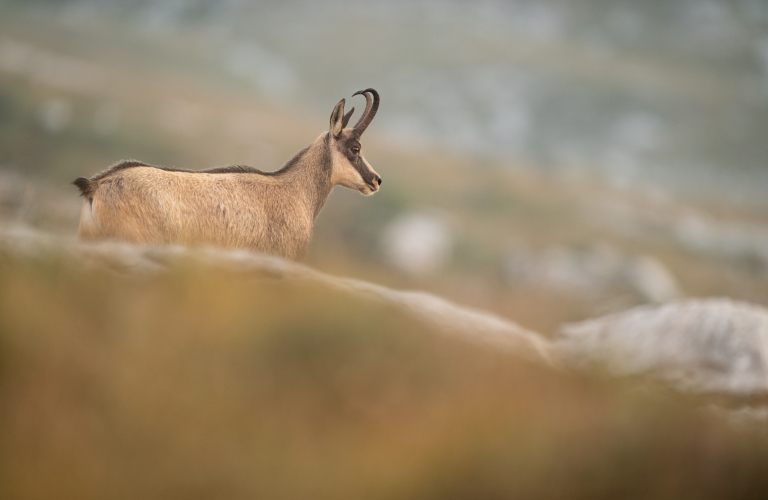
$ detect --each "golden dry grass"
[1,7,768,496]
[0,252,766,500]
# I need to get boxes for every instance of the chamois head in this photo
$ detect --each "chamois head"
[328,88,382,196]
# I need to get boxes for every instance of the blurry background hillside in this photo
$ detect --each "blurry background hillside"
[3,2,768,498]
[1,0,767,334]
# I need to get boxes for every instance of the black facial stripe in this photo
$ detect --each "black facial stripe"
[337,136,376,185]
[354,158,377,185]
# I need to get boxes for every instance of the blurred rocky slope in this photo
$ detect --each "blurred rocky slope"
[0,223,553,363]
[2,231,768,499]
[2,5,768,496]
[559,298,768,396]
[5,0,768,200]
[2,222,768,405]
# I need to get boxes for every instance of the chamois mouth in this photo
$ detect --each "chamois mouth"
[362,181,379,195]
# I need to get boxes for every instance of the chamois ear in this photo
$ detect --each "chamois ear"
[329,98,346,138]
[341,107,355,129]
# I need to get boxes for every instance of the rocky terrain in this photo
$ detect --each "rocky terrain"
[1,2,767,497]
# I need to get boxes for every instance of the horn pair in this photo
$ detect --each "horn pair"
[342,88,379,135]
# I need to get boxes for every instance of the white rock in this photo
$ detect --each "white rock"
[382,213,452,275]
[504,244,680,302]
[557,298,768,395]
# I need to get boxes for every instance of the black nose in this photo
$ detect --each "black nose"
[376,177,382,186]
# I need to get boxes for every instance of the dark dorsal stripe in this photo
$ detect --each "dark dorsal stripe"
[72,145,317,197]
[87,159,275,183]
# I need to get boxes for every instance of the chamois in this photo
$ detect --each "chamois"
[73,89,382,260]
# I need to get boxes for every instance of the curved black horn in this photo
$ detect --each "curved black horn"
[351,88,379,136]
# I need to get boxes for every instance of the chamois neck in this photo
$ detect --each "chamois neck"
[277,134,333,219]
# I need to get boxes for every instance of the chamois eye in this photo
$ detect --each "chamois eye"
[351,146,360,154]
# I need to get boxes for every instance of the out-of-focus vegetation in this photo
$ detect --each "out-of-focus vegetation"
[1,1,768,495]
[1,0,767,335]
[1,252,767,500]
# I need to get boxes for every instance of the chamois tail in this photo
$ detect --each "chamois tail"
[72,177,93,197]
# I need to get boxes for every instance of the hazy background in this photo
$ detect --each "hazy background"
[3,2,768,498]
[1,0,767,331]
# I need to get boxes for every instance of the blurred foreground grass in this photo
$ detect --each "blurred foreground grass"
[1,4,768,498]
[1,252,767,499]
